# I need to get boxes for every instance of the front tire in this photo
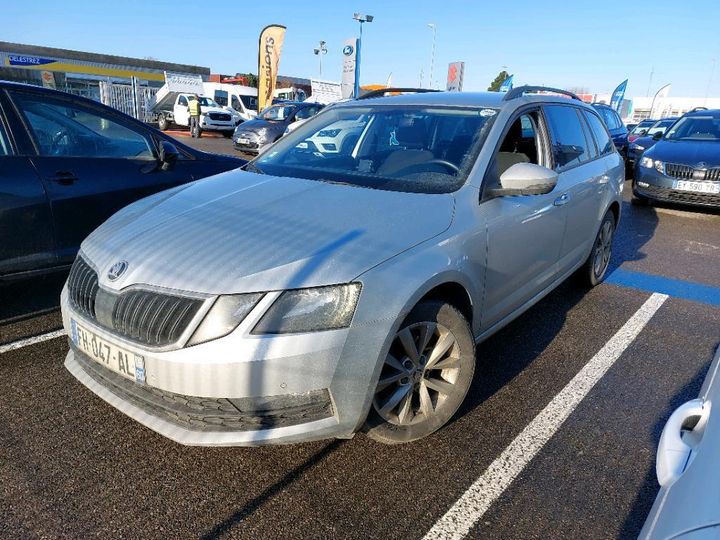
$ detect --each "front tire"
[581,211,615,287]
[365,301,475,444]
[157,114,170,131]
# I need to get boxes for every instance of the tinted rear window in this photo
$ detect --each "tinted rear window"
[544,105,592,170]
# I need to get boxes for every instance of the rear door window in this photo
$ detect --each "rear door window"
[583,111,614,155]
[543,105,592,170]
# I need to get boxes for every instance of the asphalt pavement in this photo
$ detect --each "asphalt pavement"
[1,138,719,539]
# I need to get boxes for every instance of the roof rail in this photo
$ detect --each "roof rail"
[689,106,708,112]
[358,87,440,100]
[503,85,581,102]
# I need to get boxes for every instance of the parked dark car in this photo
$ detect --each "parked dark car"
[628,119,657,143]
[633,109,720,208]
[627,117,679,165]
[0,81,246,280]
[232,101,324,154]
[592,103,628,158]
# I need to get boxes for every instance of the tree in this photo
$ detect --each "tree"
[488,70,510,92]
[236,73,258,88]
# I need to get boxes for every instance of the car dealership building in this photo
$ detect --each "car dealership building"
[0,41,209,102]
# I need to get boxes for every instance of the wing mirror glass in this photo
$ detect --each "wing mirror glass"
[486,162,559,198]
[652,131,664,140]
[159,140,180,171]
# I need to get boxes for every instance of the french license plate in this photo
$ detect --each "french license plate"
[238,137,250,145]
[70,320,145,383]
[673,180,720,194]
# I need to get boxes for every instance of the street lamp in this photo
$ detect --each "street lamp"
[428,23,436,89]
[313,40,327,77]
[352,13,374,97]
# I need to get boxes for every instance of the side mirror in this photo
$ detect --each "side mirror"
[486,163,559,198]
[652,131,663,140]
[159,140,179,171]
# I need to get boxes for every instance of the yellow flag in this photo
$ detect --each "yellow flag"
[257,25,286,113]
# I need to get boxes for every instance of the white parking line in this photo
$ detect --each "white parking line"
[423,292,669,540]
[0,329,66,354]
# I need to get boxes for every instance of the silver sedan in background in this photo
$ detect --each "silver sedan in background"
[61,88,624,446]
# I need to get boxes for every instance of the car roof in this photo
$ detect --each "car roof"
[684,108,720,118]
[334,90,592,110]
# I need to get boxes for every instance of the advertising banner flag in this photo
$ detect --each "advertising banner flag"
[499,74,514,93]
[650,83,671,118]
[341,39,358,99]
[257,24,286,113]
[610,79,628,112]
[446,62,465,92]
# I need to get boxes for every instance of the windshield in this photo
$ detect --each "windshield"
[647,119,676,136]
[631,121,655,135]
[664,115,720,141]
[259,105,297,121]
[253,104,497,194]
[199,97,220,107]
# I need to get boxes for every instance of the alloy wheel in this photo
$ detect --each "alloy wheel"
[373,322,464,426]
[593,219,614,278]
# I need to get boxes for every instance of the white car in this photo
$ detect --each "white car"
[157,94,240,136]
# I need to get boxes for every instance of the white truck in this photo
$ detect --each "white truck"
[203,82,258,122]
[150,75,241,137]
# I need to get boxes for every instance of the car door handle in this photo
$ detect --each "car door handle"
[50,171,78,185]
[553,193,570,206]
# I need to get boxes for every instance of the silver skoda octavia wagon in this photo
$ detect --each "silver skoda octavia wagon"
[61,87,624,446]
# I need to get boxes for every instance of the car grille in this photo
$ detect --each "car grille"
[665,162,720,181]
[67,256,204,347]
[208,112,231,121]
[110,290,202,346]
[75,350,334,432]
[67,256,99,319]
[636,183,720,207]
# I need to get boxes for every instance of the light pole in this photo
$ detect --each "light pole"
[428,23,436,89]
[313,40,327,78]
[353,13,374,98]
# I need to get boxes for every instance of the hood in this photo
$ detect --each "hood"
[82,171,455,294]
[200,105,231,115]
[235,118,286,134]
[645,139,720,167]
[631,135,658,148]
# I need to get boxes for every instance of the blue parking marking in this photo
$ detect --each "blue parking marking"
[606,268,720,307]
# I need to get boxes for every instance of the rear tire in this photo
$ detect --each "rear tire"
[365,301,475,444]
[581,210,615,287]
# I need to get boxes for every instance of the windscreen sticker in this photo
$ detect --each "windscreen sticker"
[479,109,497,117]
[389,130,399,146]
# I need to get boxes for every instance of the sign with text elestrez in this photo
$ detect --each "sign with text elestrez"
[341,38,358,99]
[257,24,286,113]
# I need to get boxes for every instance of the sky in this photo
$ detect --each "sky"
[4,0,720,98]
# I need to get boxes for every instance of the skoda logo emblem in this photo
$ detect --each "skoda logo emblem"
[343,45,354,56]
[107,261,128,281]
[696,162,707,170]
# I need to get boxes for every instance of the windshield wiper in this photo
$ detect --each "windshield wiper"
[243,162,265,174]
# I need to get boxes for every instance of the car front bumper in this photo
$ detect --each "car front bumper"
[199,117,235,132]
[60,285,394,446]
[634,166,720,208]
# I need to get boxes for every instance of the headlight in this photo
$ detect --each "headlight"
[188,293,264,346]
[318,129,342,137]
[640,156,654,168]
[631,144,645,151]
[253,283,361,334]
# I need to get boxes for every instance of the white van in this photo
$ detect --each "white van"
[203,82,258,122]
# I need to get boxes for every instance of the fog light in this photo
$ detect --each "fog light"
[638,181,649,188]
